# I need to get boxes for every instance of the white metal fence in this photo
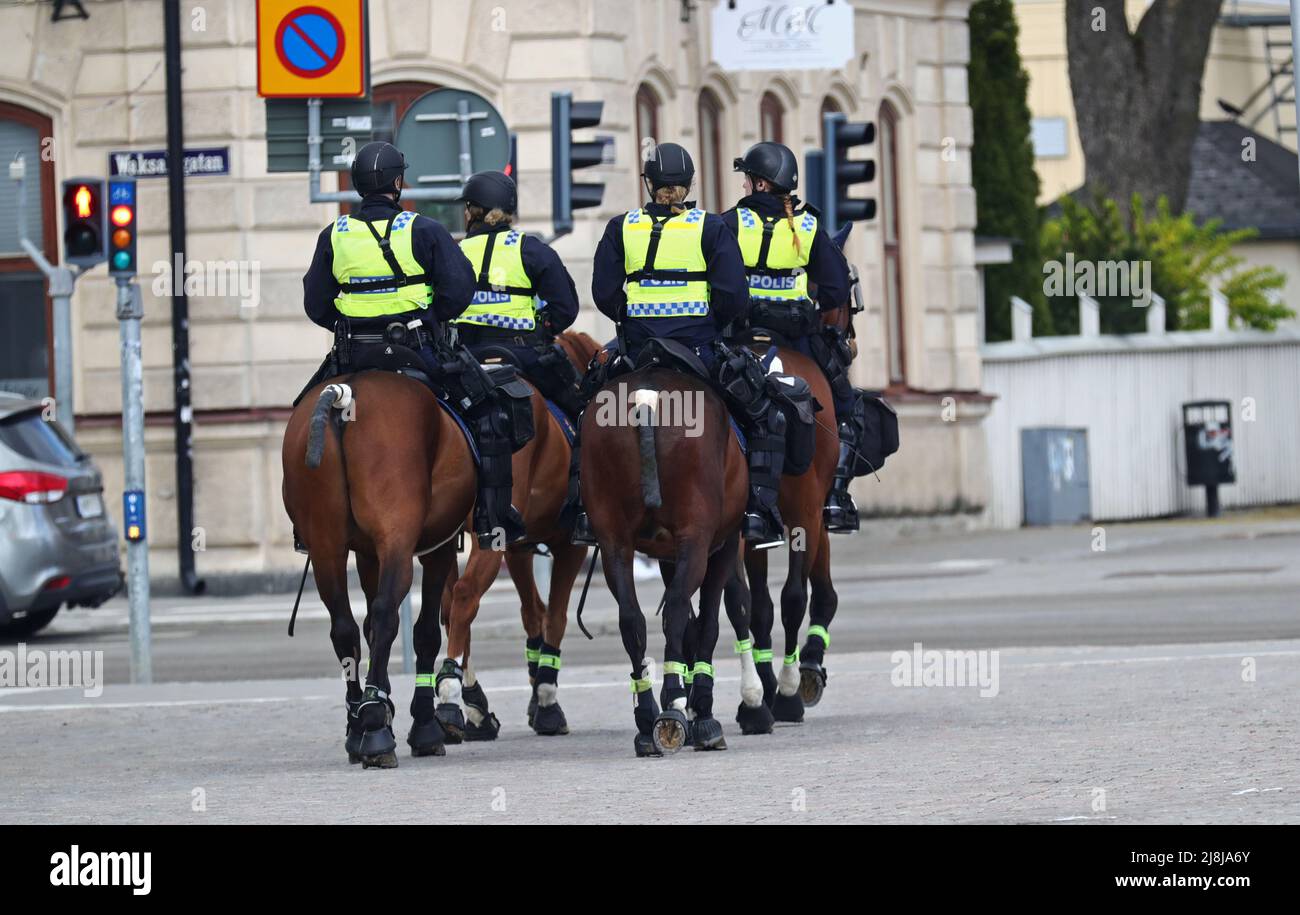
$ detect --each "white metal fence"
[981,327,1300,528]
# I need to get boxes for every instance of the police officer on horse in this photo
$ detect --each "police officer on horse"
[584,142,789,549]
[725,141,861,531]
[301,141,528,548]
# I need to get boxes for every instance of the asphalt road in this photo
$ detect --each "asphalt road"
[2,511,1297,823]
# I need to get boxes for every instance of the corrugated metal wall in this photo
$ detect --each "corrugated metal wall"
[982,334,1300,527]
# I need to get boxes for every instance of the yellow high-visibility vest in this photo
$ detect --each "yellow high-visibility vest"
[622,207,710,318]
[330,211,432,317]
[455,229,537,331]
[735,206,817,302]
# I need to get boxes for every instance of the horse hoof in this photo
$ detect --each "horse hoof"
[407,717,448,757]
[634,732,663,758]
[691,717,727,751]
[359,726,398,768]
[526,693,538,729]
[736,701,775,735]
[651,709,690,755]
[532,702,569,736]
[465,711,501,742]
[798,662,827,708]
[772,691,805,723]
[435,702,466,744]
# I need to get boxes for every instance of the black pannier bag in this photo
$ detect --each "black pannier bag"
[748,297,820,342]
[766,373,818,476]
[483,364,536,452]
[851,389,899,476]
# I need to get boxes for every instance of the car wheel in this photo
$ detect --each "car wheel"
[0,607,60,639]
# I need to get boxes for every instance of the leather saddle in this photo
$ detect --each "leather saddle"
[631,337,711,382]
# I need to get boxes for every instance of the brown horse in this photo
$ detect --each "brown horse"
[282,370,475,768]
[582,365,748,756]
[435,331,601,741]
[725,306,848,730]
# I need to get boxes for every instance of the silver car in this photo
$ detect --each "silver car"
[0,394,122,637]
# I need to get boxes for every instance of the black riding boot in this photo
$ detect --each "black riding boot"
[744,407,787,550]
[824,421,861,533]
[473,410,527,549]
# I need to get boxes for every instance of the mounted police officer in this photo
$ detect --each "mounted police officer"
[584,142,788,549]
[725,141,861,532]
[454,170,584,418]
[301,141,527,548]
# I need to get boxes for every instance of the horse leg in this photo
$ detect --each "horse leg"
[315,545,364,763]
[744,547,779,708]
[504,549,546,731]
[799,525,836,707]
[408,541,456,757]
[356,546,415,769]
[602,543,660,757]
[437,541,500,744]
[689,531,737,751]
[772,535,812,724]
[726,564,775,736]
[653,537,709,755]
[531,540,588,736]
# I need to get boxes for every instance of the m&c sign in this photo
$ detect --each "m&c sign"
[257,0,368,98]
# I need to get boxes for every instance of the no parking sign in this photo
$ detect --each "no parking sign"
[257,0,368,98]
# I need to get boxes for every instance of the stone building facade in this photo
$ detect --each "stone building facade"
[0,0,986,580]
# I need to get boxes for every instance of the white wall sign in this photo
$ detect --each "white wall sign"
[711,0,855,72]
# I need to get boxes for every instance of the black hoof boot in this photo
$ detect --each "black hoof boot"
[634,732,661,757]
[532,702,569,736]
[633,687,662,758]
[359,726,398,769]
[406,717,447,757]
[435,703,466,744]
[526,688,538,729]
[736,701,775,735]
[772,690,805,723]
[799,661,827,707]
[345,700,364,763]
[462,681,500,742]
[652,708,691,754]
[691,716,727,751]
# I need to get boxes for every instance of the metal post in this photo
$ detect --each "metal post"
[13,156,77,434]
[117,278,152,684]
[164,0,203,596]
[457,98,473,183]
[1291,0,1300,181]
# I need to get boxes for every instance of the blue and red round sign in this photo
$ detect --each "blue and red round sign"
[274,6,346,79]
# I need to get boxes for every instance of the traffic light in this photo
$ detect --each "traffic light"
[550,91,605,237]
[61,178,107,268]
[106,177,138,277]
[505,131,519,192]
[821,113,876,231]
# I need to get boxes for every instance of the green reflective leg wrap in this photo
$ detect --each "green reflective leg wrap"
[536,645,562,686]
[691,661,715,679]
[734,638,753,655]
[784,649,799,666]
[414,673,436,689]
[752,648,774,664]
[807,625,830,649]
[525,635,543,682]
[537,654,562,670]
[663,661,688,678]
[684,667,695,685]
[630,676,653,694]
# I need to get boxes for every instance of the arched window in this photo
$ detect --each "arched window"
[819,95,841,149]
[760,91,784,144]
[697,89,724,213]
[635,83,661,170]
[879,101,906,386]
[0,101,56,400]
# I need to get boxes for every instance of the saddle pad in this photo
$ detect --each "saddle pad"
[731,418,747,455]
[436,398,479,466]
[544,398,577,446]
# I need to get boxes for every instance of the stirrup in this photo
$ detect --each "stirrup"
[292,529,308,555]
[570,512,597,546]
[743,513,784,550]
[823,493,860,533]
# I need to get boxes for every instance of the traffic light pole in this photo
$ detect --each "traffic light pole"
[11,155,79,435]
[116,276,152,684]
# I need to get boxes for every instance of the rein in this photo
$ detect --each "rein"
[288,555,311,637]
[574,546,599,640]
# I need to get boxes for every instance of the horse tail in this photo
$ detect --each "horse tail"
[632,390,662,509]
[306,382,354,468]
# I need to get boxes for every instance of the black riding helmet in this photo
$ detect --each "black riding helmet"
[458,170,518,214]
[351,141,407,196]
[642,142,695,191]
[733,141,798,193]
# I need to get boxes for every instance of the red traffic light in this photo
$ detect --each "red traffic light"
[74,185,93,218]
[111,204,134,227]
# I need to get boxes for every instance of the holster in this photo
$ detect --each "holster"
[714,342,771,423]
[808,324,856,403]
